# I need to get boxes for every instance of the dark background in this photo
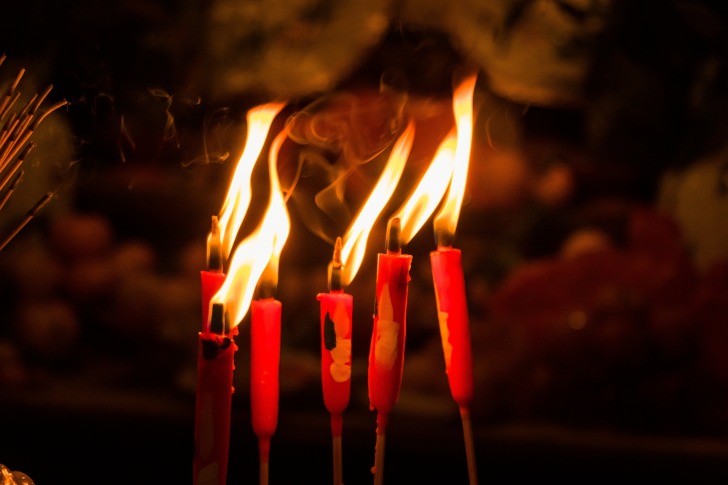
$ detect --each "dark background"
[2,1,728,483]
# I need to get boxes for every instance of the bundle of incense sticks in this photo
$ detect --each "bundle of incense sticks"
[0,55,67,251]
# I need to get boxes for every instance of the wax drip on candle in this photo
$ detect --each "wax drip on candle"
[194,298,236,485]
[203,303,233,360]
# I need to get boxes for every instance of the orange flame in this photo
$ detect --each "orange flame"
[392,129,457,245]
[433,74,477,242]
[218,102,286,258]
[211,107,290,329]
[339,121,415,286]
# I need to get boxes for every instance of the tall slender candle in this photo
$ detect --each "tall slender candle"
[195,102,286,485]
[429,72,478,485]
[430,240,473,409]
[194,217,236,485]
[317,237,353,485]
[251,269,283,485]
[430,239,477,484]
[368,218,411,485]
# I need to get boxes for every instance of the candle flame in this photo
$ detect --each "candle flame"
[391,129,457,245]
[218,102,286,258]
[211,110,290,330]
[339,121,415,286]
[433,74,477,243]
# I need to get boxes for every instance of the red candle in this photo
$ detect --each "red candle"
[318,238,353,433]
[250,296,281,482]
[318,289,353,431]
[200,216,225,331]
[194,217,236,485]
[318,237,353,485]
[200,270,226,333]
[430,246,473,410]
[428,72,479,484]
[368,219,411,484]
[194,309,237,485]
[430,238,478,485]
[368,220,411,420]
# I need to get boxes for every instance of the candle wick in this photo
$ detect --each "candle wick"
[385,218,402,254]
[257,263,278,299]
[207,215,223,272]
[328,236,344,292]
[209,302,230,334]
[0,191,53,252]
[434,227,455,248]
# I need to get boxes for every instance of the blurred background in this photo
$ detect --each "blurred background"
[2,0,728,482]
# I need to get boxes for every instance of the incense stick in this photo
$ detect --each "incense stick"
[0,71,24,122]
[0,192,52,252]
[0,61,64,251]
[0,170,23,212]
[1,99,67,169]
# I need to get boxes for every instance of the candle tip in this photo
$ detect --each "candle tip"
[329,236,344,291]
[209,302,230,334]
[206,215,223,271]
[434,226,455,248]
[386,218,402,253]
[333,236,342,263]
[257,263,278,299]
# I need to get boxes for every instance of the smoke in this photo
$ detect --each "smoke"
[283,87,407,243]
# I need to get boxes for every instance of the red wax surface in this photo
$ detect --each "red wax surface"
[430,246,474,409]
[368,251,412,420]
[194,334,237,485]
[194,269,232,485]
[200,270,226,332]
[317,290,353,436]
[251,298,282,463]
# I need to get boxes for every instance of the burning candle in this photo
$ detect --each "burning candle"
[317,237,353,485]
[364,126,455,485]
[369,218,411,485]
[313,122,414,485]
[216,124,290,485]
[194,216,235,485]
[429,73,478,484]
[430,245,473,410]
[369,72,477,484]
[195,102,286,485]
[201,216,226,330]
